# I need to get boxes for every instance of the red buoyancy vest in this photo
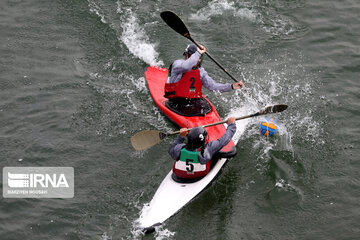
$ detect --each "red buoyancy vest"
[165,68,202,99]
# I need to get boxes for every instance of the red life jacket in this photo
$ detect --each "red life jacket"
[172,148,211,179]
[164,68,202,99]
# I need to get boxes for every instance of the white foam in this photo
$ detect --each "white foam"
[233,7,258,22]
[262,16,296,36]
[131,76,147,92]
[226,105,255,144]
[190,0,258,22]
[101,232,112,240]
[117,3,163,66]
[131,202,176,240]
[275,178,295,191]
[88,0,107,23]
[190,0,300,37]
[190,0,236,21]
[88,1,164,66]
[154,226,176,240]
[131,206,147,239]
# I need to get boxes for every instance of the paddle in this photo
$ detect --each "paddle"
[160,10,240,83]
[131,104,288,150]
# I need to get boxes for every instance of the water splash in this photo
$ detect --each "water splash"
[130,76,147,92]
[87,0,163,66]
[275,178,293,191]
[189,0,236,20]
[190,0,307,39]
[117,2,163,66]
[129,219,175,240]
[88,0,107,23]
[190,0,258,22]
[154,226,176,240]
[101,232,112,240]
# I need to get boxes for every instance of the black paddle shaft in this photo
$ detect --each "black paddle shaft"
[160,11,240,83]
[189,38,239,83]
[130,104,288,150]
[168,104,288,135]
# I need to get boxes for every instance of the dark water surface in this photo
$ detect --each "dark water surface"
[0,0,359,239]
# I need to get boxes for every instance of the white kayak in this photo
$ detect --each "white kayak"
[136,120,247,232]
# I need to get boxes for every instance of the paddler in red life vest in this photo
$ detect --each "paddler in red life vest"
[169,117,236,180]
[164,44,244,100]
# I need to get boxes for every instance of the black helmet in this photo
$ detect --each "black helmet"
[186,127,208,150]
[183,44,198,56]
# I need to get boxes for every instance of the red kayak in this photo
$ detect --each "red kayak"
[144,66,236,157]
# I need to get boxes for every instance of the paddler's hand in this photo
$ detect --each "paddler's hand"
[179,128,189,137]
[232,81,245,90]
[197,45,206,55]
[227,117,236,125]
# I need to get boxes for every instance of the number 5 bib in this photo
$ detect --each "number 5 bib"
[173,148,210,179]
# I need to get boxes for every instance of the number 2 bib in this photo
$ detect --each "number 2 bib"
[164,68,202,99]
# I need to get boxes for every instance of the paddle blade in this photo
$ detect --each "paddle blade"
[261,104,288,115]
[160,11,191,39]
[131,130,166,151]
